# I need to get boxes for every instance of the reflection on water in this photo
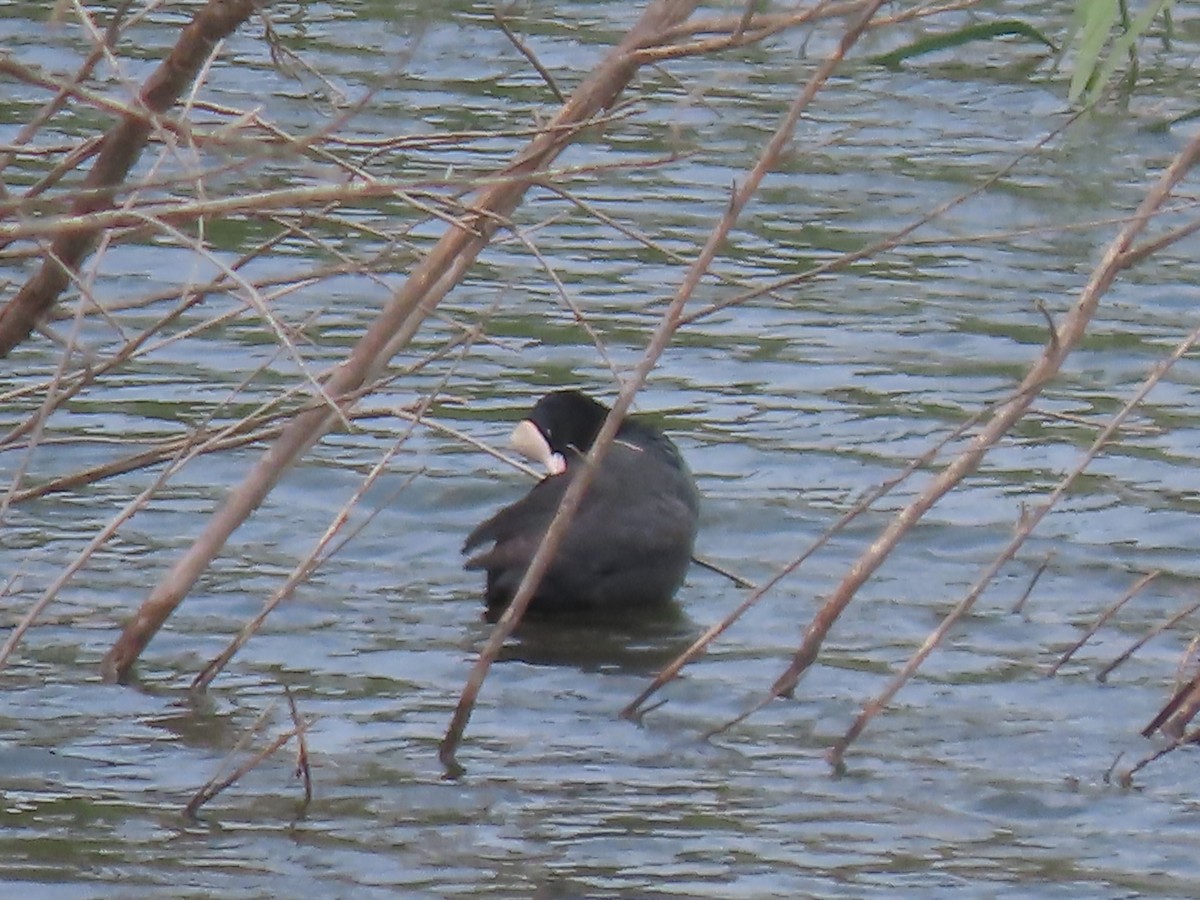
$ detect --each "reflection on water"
[3,1,1200,896]
[492,602,696,674]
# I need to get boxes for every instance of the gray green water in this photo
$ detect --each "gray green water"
[4,2,1200,896]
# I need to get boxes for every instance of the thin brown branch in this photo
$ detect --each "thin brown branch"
[494,6,565,103]
[0,428,206,669]
[681,109,1088,328]
[0,2,132,205]
[507,221,624,382]
[1046,570,1160,678]
[690,556,756,590]
[1097,598,1200,684]
[1010,550,1055,616]
[1120,725,1200,786]
[0,180,460,244]
[285,687,313,809]
[1143,637,1200,739]
[184,698,310,818]
[625,394,996,721]
[0,150,688,245]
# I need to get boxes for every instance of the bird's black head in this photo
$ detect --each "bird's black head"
[528,389,610,457]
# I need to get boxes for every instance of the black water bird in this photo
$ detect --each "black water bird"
[463,390,700,619]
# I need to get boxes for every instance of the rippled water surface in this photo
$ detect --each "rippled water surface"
[4,2,1200,897]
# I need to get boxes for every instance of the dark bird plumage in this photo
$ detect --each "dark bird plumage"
[463,390,700,619]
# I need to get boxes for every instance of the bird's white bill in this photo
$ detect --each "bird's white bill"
[510,419,566,476]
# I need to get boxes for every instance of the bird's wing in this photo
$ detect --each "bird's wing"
[462,475,565,556]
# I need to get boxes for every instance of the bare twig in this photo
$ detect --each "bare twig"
[286,687,313,808]
[1143,637,1200,740]
[0,327,314,669]
[0,2,132,203]
[1097,598,1200,684]
[808,133,1200,765]
[624,391,996,720]
[1120,727,1200,786]
[184,696,311,818]
[1046,570,1160,678]
[691,556,756,589]
[681,109,1088,328]
[1010,550,1055,616]
[494,6,565,103]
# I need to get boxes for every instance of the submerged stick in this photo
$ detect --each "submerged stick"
[1121,725,1200,786]
[184,693,311,818]
[286,687,313,808]
[1010,550,1055,616]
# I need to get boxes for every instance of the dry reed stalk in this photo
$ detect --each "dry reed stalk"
[0,313,337,668]
[660,0,980,44]
[1144,640,1200,739]
[7,407,346,505]
[0,179,464,244]
[543,184,786,301]
[646,0,871,61]
[0,166,442,451]
[2,305,477,507]
[0,291,89,521]
[1045,570,1160,678]
[1097,598,1200,684]
[1,238,417,449]
[624,396,995,720]
[4,392,532,506]
[184,690,311,818]
[494,7,565,104]
[0,429,206,669]
[647,0,984,63]
[189,469,417,693]
[100,0,708,683]
[623,3,1055,720]
[286,687,313,808]
[439,0,890,774]
[0,0,264,355]
[0,55,192,141]
[506,223,623,382]
[805,132,1200,769]
[0,199,121,518]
